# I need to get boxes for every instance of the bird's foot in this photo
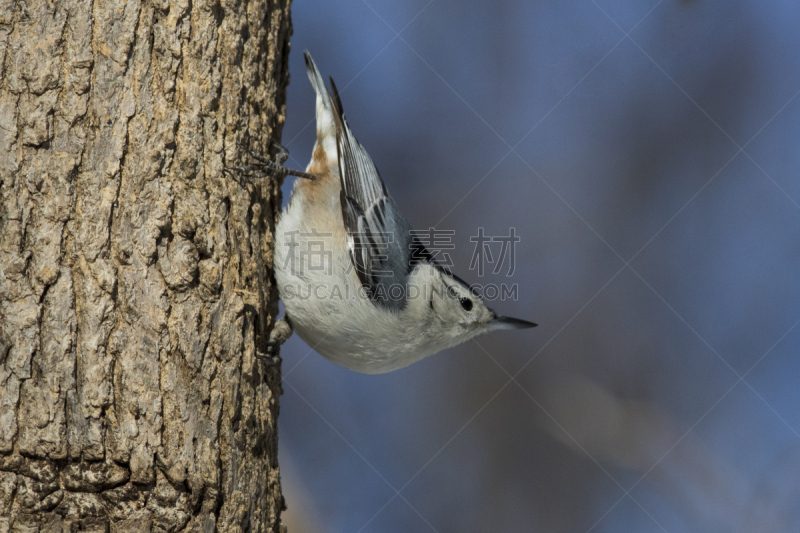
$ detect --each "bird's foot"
[226,142,317,181]
[260,316,294,362]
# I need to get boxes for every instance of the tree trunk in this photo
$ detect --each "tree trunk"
[0,0,291,531]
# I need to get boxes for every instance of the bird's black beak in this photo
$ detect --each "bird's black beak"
[490,315,538,330]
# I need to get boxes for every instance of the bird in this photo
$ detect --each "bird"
[267,52,536,374]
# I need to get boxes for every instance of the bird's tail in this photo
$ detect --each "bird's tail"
[304,52,339,171]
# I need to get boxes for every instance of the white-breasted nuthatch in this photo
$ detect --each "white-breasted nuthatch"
[268,52,536,374]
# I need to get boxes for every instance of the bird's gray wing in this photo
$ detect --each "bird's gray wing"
[328,76,413,310]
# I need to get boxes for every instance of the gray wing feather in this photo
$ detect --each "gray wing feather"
[331,83,413,310]
[304,53,416,310]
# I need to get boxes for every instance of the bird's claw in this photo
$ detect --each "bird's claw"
[271,141,290,166]
[259,316,294,361]
[231,142,318,182]
[230,142,291,180]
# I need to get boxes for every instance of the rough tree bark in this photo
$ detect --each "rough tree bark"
[0,0,292,531]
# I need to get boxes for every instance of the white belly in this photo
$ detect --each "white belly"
[274,192,447,373]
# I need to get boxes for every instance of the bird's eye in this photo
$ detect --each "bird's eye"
[460,298,473,312]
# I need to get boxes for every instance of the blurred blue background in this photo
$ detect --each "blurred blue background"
[275,1,800,531]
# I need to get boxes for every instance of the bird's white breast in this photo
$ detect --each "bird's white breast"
[275,182,456,373]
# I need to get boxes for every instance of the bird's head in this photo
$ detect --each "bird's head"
[417,266,536,349]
